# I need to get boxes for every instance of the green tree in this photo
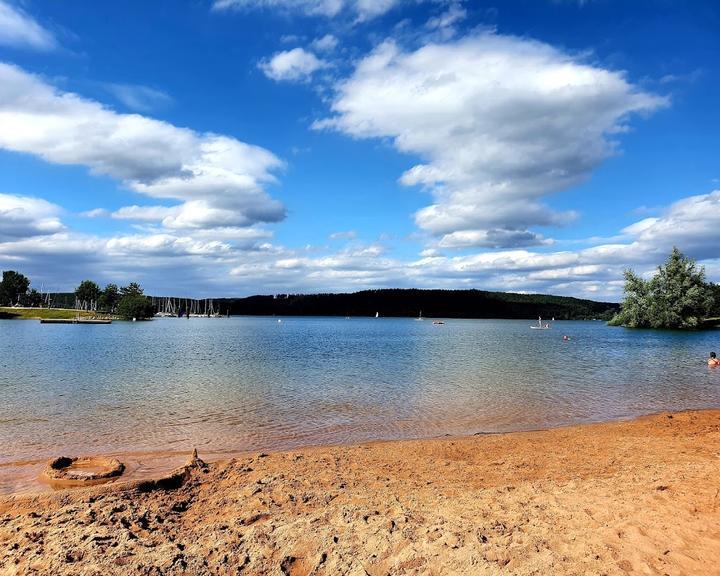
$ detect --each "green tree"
[117,282,154,320]
[120,282,144,297]
[608,269,651,328]
[75,280,102,311]
[21,288,42,308]
[0,270,30,306]
[710,283,720,318]
[98,283,120,313]
[610,247,715,329]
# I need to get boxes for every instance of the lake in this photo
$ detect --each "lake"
[1,316,719,492]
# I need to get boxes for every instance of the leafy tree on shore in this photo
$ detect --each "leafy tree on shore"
[98,284,120,313]
[75,280,102,310]
[120,282,144,298]
[0,271,30,306]
[116,283,155,320]
[609,248,716,329]
[21,288,42,308]
[711,283,720,318]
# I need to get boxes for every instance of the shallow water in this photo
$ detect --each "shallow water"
[1,317,719,491]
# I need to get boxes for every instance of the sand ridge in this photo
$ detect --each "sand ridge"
[2,410,720,575]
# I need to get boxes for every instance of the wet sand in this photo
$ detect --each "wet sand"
[2,409,720,575]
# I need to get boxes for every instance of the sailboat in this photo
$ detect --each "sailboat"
[416,310,424,321]
[530,316,551,330]
[375,311,379,318]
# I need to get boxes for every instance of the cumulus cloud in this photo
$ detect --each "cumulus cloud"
[259,47,327,82]
[618,190,720,261]
[2,190,720,299]
[213,0,400,21]
[438,229,553,249]
[0,62,285,231]
[316,33,666,248]
[111,205,179,222]
[0,0,55,50]
[0,226,252,290]
[0,193,64,241]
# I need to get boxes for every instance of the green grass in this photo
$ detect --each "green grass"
[0,307,97,320]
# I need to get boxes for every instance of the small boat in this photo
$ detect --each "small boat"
[530,316,551,330]
[432,320,444,325]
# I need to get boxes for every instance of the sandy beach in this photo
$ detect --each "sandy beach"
[2,409,720,575]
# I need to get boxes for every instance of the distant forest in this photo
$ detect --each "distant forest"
[38,289,617,320]
[216,289,619,320]
[45,289,619,320]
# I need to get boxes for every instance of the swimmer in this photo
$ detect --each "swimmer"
[563,335,570,341]
[709,352,720,367]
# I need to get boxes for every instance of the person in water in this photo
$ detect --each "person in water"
[709,352,720,367]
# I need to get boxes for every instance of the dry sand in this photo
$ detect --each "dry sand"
[2,410,720,575]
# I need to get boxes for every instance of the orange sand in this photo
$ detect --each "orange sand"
[2,410,720,575]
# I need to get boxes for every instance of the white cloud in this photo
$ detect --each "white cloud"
[104,83,172,113]
[0,193,63,240]
[619,190,720,261]
[214,0,400,20]
[0,62,285,231]
[316,33,666,249]
[329,229,357,240]
[259,47,327,82]
[311,33,339,52]
[0,0,55,51]
[104,233,233,257]
[214,0,345,18]
[2,190,720,299]
[79,208,110,218]
[438,229,553,249]
[353,0,399,22]
[425,2,466,38]
[111,205,179,221]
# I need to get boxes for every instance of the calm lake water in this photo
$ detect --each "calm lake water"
[1,317,719,491]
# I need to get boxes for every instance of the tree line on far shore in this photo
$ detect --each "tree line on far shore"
[215,289,620,320]
[0,272,155,320]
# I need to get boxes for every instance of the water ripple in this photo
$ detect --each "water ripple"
[1,317,719,467]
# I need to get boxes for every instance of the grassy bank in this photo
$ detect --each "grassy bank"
[0,307,97,320]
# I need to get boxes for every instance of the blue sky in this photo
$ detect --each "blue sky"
[0,0,718,299]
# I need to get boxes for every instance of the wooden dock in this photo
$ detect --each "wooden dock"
[39,318,112,324]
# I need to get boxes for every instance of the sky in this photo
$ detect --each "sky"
[0,0,718,300]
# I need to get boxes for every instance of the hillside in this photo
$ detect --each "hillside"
[216,289,619,320]
[39,289,619,320]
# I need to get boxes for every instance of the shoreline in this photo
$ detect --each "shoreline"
[2,409,720,574]
[3,405,719,497]
[2,404,716,497]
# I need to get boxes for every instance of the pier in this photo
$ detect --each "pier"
[39,318,112,324]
